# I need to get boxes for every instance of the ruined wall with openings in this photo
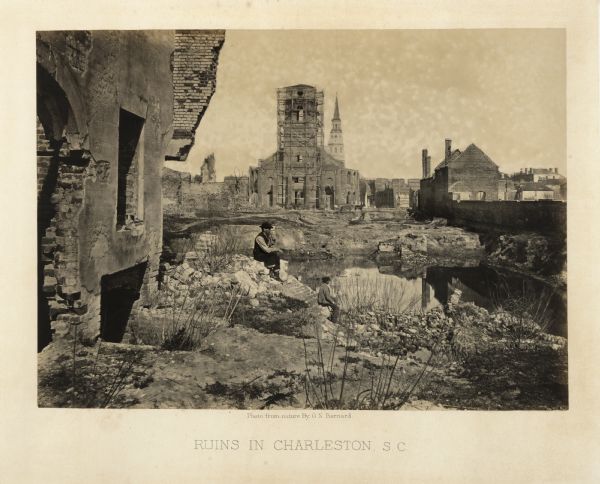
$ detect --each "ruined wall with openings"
[163,167,251,217]
[37,30,225,348]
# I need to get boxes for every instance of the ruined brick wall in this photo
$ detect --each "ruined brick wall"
[162,166,191,213]
[37,31,176,345]
[448,200,566,235]
[166,30,226,161]
[163,174,252,217]
[419,169,449,216]
[38,30,226,347]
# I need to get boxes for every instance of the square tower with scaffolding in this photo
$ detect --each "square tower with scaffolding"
[250,84,360,209]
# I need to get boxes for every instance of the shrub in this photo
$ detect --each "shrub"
[158,285,242,351]
[197,226,243,273]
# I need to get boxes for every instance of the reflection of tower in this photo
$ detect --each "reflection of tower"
[327,95,344,161]
[421,276,431,310]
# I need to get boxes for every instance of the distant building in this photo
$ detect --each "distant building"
[359,179,373,207]
[512,167,565,184]
[406,178,421,191]
[249,85,360,209]
[515,182,555,201]
[419,139,500,216]
[361,177,410,208]
[510,168,566,201]
[394,186,411,208]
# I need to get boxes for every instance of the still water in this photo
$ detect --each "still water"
[288,257,567,337]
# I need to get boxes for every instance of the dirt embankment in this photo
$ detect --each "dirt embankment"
[164,210,486,267]
[480,231,567,287]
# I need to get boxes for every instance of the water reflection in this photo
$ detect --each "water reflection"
[288,258,567,337]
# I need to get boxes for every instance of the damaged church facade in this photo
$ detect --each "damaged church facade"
[37,30,225,349]
[249,85,360,209]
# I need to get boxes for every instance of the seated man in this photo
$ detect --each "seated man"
[317,276,340,324]
[253,221,282,280]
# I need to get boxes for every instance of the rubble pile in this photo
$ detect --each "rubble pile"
[160,254,285,306]
[344,307,454,357]
[334,291,566,361]
[486,233,566,279]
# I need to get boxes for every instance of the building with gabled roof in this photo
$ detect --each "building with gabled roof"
[419,139,500,216]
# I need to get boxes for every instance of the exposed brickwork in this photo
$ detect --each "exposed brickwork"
[163,167,251,216]
[37,31,224,348]
[37,117,53,197]
[362,178,409,208]
[168,30,226,161]
[419,141,500,217]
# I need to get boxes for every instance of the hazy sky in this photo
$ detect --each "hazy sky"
[182,29,565,180]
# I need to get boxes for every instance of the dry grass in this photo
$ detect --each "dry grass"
[137,284,242,351]
[332,271,421,315]
[197,226,244,273]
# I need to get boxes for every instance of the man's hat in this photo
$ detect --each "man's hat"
[260,221,274,229]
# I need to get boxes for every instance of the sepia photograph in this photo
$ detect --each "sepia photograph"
[2,0,599,481]
[36,28,569,411]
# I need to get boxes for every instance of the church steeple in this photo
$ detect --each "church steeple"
[333,95,340,120]
[327,94,344,160]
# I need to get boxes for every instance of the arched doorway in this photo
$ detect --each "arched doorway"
[37,63,83,351]
[325,186,334,210]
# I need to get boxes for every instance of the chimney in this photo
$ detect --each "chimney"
[422,149,430,178]
[445,139,452,161]
[555,167,558,174]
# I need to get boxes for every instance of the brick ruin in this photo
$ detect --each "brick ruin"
[37,30,225,350]
[418,139,501,218]
[163,164,251,217]
[362,178,414,209]
[249,85,360,209]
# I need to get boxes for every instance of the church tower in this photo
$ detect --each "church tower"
[327,95,345,161]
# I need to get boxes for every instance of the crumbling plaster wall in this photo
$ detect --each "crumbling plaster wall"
[37,31,175,341]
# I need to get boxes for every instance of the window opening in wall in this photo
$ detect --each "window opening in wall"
[297,108,304,122]
[477,191,486,200]
[117,108,145,228]
[297,154,303,163]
